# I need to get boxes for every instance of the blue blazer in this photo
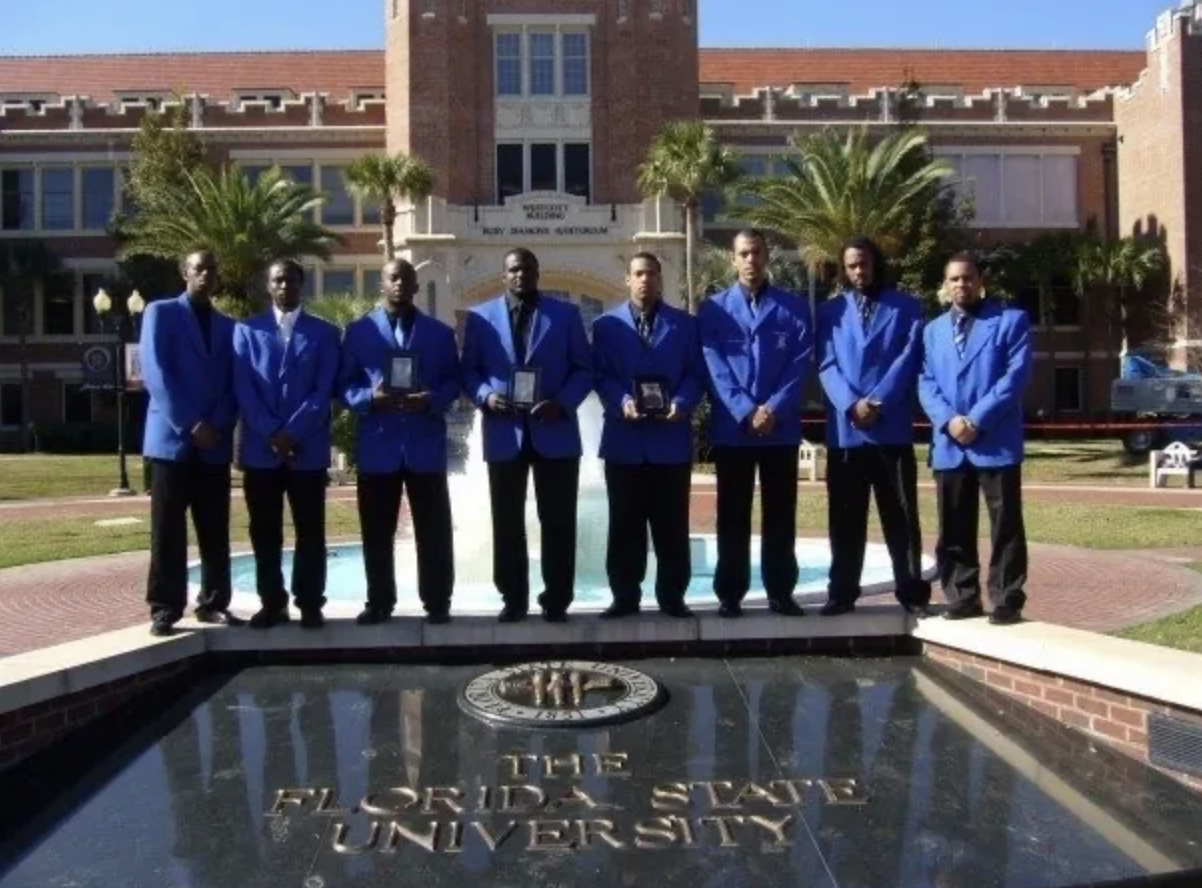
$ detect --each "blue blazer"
[593,302,704,466]
[232,310,341,471]
[918,298,1032,470]
[139,293,237,464]
[461,294,593,463]
[698,283,814,448]
[339,307,462,474]
[815,289,924,448]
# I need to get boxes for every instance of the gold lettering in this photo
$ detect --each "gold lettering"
[748,814,794,846]
[769,778,812,805]
[651,782,690,811]
[542,753,583,779]
[699,816,744,847]
[472,820,519,851]
[383,819,440,853]
[315,787,348,816]
[691,781,736,809]
[593,752,631,777]
[444,820,464,854]
[331,819,381,854]
[497,784,548,812]
[549,785,598,810]
[728,782,787,809]
[818,778,870,806]
[267,788,315,816]
[577,819,625,849]
[422,787,465,815]
[670,815,698,847]
[500,753,538,780]
[634,817,679,849]
[527,819,577,850]
[360,788,421,817]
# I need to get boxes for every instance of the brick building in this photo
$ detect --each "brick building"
[0,0,1195,449]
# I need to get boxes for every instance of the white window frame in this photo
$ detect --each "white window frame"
[494,140,593,200]
[0,157,127,238]
[934,145,1080,230]
[229,154,376,230]
[493,27,591,99]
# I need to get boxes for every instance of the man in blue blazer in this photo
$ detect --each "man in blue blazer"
[816,237,931,617]
[340,259,461,625]
[232,260,340,630]
[461,248,593,622]
[140,249,238,636]
[593,252,704,619]
[918,252,1033,625]
[699,229,813,618]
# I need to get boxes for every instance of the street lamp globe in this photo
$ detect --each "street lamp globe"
[93,288,112,316]
[127,290,145,315]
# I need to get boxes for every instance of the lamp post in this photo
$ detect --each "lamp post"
[92,288,145,497]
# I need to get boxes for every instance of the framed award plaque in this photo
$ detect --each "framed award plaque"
[634,375,669,416]
[510,366,541,411]
[385,351,418,394]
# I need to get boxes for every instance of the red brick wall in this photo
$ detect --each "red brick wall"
[924,641,1202,793]
[0,659,195,771]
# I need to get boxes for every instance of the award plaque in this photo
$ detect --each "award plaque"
[634,375,669,416]
[510,366,541,411]
[386,351,418,394]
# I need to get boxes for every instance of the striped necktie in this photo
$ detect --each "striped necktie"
[857,294,874,329]
[953,312,969,358]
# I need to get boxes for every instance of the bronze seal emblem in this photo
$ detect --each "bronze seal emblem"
[460,661,665,728]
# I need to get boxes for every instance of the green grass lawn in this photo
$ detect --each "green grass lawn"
[1113,563,1202,655]
[0,454,130,501]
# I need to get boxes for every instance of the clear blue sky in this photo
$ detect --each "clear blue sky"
[0,0,1173,54]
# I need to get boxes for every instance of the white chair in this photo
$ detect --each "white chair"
[1150,441,1198,488]
[799,439,820,482]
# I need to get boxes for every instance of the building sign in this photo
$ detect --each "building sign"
[80,345,116,391]
[477,194,612,238]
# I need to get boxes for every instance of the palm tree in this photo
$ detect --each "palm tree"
[0,241,60,452]
[637,121,742,314]
[1094,238,1164,355]
[344,153,436,261]
[737,127,952,280]
[120,165,340,306]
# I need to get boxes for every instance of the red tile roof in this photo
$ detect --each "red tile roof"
[698,48,1147,96]
[0,47,1147,104]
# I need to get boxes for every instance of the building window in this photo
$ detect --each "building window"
[83,272,110,335]
[528,33,556,96]
[564,143,591,201]
[942,150,1078,228]
[300,268,315,301]
[42,273,75,336]
[423,0,436,14]
[530,143,557,192]
[322,267,356,296]
[41,168,75,231]
[496,143,524,203]
[2,169,35,231]
[2,285,28,337]
[426,280,437,317]
[1054,367,1082,413]
[279,164,313,188]
[321,166,355,226]
[0,383,22,427]
[362,198,381,226]
[649,0,664,15]
[240,165,268,186]
[561,33,589,96]
[63,383,92,424]
[82,167,115,230]
[496,33,522,97]
[366,268,384,298]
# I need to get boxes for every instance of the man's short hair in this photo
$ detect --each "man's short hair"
[179,249,215,276]
[629,251,662,272]
[944,251,980,274]
[732,228,768,250]
[504,247,539,268]
[268,258,305,283]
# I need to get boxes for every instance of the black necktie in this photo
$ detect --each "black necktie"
[638,311,652,344]
[514,303,532,364]
[858,294,874,329]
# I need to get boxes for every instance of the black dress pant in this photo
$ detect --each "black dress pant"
[713,445,799,605]
[242,466,327,612]
[146,457,231,618]
[934,463,1028,611]
[488,451,580,614]
[357,469,454,615]
[604,461,692,609]
[826,444,931,606]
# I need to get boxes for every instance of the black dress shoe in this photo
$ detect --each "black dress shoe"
[356,606,392,626]
[150,615,177,637]
[718,602,743,619]
[542,609,569,624]
[943,601,985,621]
[600,602,640,619]
[988,605,1023,626]
[300,610,325,629]
[498,605,528,623]
[658,602,695,619]
[904,603,935,618]
[194,607,240,626]
[249,607,290,630]
[768,597,806,617]
[426,611,451,625]
[820,600,856,617]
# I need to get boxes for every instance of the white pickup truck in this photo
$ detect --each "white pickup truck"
[1110,354,1202,453]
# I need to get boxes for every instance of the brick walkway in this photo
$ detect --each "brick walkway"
[2,486,1201,658]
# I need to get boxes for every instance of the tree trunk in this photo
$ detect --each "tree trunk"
[1119,283,1130,356]
[381,201,396,261]
[684,198,696,315]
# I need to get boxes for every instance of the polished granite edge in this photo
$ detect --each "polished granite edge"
[914,618,1202,714]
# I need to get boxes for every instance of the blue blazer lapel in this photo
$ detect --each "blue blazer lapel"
[370,307,396,351]
[487,297,518,365]
[282,315,309,374]
[726,286,756,331]
[649,306,671,349]
[527,298,552,361]
[864,293,892,347]
[749,290,779,334]
[958,301,1000,374]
